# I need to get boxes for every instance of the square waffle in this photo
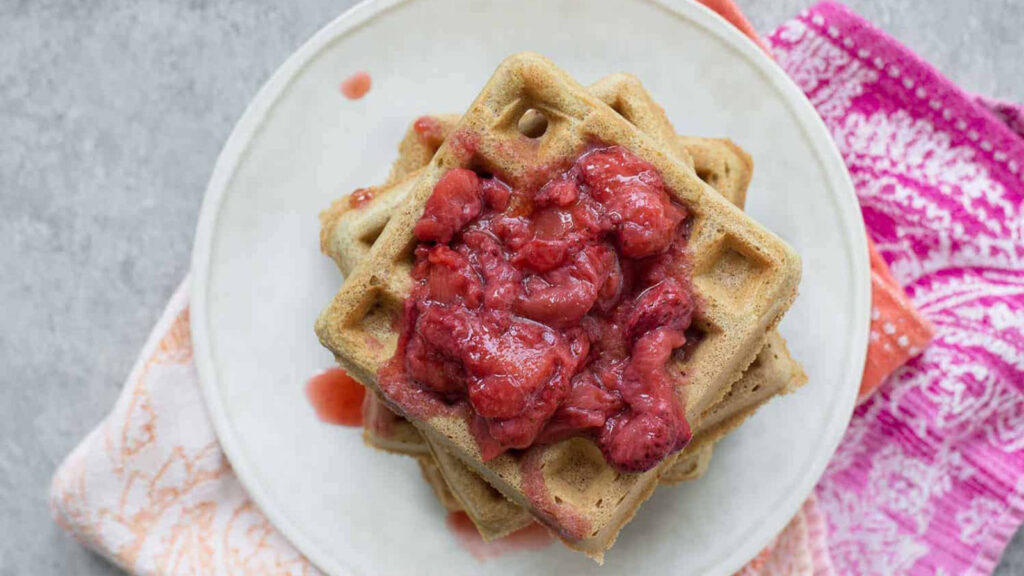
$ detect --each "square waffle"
[660,332,806,484]
[325,120,792,464]
[319,75,742,462]
[327,143,802,533]
[426,439,535,539]
[316,53,801,558]
[361,387,428,456]
[662,444,714,484]
[418,455,463,512]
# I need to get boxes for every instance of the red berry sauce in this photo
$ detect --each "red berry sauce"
[413,115,447,147]
[339,71,372,100]
[306,368,366,427]
[378,145,695,473]
[348,187,376,208]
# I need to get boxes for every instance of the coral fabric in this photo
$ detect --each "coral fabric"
[49,2,1024,575]
[695,0,773,54]
[860,237,935,399]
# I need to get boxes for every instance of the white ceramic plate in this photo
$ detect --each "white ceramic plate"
[191,0,869,574]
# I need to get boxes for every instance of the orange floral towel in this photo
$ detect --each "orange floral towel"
[51,281,318,575]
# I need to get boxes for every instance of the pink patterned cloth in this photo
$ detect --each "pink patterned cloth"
[50,2,1024,575]
[764,3,1024,574]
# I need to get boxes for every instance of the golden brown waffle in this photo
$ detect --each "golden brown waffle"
[386,115,458,186]
[686,332,807,454]
[660,332,806,484]
[361,389,427,456]
[316,53,801,559]
[319,174,418,287]
[677,136,753,208]
[342,166,803,534]
[661,444,714,484]
[322,75,747,462]
[323,75,797,541]
[418,456,463,512]
[418,446,538,541]
[427,443,535,540]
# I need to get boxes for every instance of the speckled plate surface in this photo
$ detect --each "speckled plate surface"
[189,0,870,574]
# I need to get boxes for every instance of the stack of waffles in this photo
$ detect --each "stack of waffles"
[316,53,806,561]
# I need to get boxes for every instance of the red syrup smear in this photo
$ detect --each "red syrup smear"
[340,71,372,100]
[413,115,447,147]
[305,368,365,426]
[446,512,553,560]
[349,187,376,208]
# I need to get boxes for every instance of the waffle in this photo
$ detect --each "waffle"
[325,119,781,537]
[319,174,417,291]
[661,444,714,484]
[687,332,806,452]
[426,442,535,540]
[323,91,798,541]
[676,136,752,209]
[418,456,463,512]
[340,171,804,532]
[361,388,427,456]
[321,75,750,463]
[316,53,801,559]
[660,332,806,484]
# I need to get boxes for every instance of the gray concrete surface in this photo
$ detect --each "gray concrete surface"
[2,0,1021,574]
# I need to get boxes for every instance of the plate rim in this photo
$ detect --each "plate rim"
[189,1,871,574]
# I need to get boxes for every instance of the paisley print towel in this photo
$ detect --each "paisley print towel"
[765,3,1024,574]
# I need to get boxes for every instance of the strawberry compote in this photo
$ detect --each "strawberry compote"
[378,145,696,472]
